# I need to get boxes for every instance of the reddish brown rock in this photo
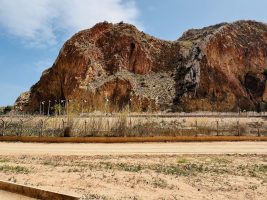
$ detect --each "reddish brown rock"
[178,21,267,111]
[15,20,267,113]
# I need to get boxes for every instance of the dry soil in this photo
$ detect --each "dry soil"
[0,142,266,199]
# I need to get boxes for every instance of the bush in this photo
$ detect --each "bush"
[63,126,71,137]
[3,106,12,114]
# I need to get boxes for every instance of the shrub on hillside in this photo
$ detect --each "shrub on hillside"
[1,106,13,115]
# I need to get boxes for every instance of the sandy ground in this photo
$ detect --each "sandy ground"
[0,154,266,200]
[0,142,266,200]
[0,190,35,200]
[0,142,266,155]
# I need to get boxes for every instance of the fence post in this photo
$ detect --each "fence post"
[40,120,44,137]
[19,119,23,137]
[216,120,219,136]
[84,120,87,136]
[0,119,4,136]
[129,117,132,135]
[237,120,240,136]
[62,119,65,136]
[257,121,261,137]
[107,119,110,134]
[4,121,7,136]
[195,120,198,137]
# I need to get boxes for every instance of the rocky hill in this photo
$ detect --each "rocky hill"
[15,20,267,113]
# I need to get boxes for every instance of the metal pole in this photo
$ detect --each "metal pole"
[43,101,45,115]
[48,100,51,116]
[61,100,65,115]
[39,102,42,115]
[105,97,109,114]
[41,101,45,115]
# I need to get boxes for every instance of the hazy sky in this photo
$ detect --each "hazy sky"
[1,0,267,106]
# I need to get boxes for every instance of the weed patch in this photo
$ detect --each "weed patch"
[100,162,143,172]
[0,165,29,174]
[0,158,9,163]
[152,177,168,189]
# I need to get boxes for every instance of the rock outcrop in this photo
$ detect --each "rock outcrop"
[15,20,267,113]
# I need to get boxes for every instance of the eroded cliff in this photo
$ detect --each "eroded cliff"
[15,20,267,113]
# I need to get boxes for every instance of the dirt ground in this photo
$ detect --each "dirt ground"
[0,142,266,155]
[0,142,266,200]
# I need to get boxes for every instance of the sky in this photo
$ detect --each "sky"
[0,0,267,106]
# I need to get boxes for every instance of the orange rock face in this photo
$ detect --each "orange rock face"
[15,21,267,113]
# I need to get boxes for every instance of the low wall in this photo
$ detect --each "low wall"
[0,180,79,200]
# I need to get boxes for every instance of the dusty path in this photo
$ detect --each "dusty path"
[0,190,35,200]
[0,142,266,155]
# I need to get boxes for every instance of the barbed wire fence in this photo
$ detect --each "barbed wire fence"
[0,113,266,137]
[1,97,266,137]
